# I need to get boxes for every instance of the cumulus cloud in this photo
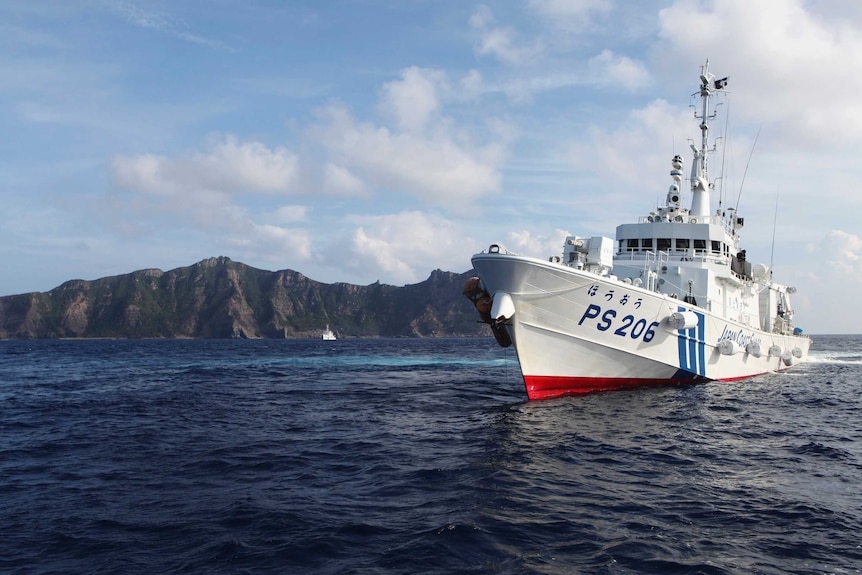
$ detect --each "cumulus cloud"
[458,70,485,101]
[112,134,300,198]
[815,230,862,274]
[226,223,313,263]
[104,62,510,282]
[108,134,312,265]
[656,0,862,145]
[467,4,650,98]
[345,211,472,284]
[793,230,862,332]
[304,66,508,209]
[310,86,506,208]
[567,98,693,187]
[506,228,571,259]
[588,50,650,91]
[321,163,369,197]
[378,67,445,133]
[269,205,308,224]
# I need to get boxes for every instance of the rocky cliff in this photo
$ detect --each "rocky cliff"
[0,257,487,339]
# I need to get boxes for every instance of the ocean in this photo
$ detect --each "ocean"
[1,335,860,574]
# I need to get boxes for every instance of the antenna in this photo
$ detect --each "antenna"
[735,125,761,211]
[718,99,730,208]
[770,186,779,276]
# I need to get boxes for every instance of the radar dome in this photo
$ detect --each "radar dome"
[752,263,769,281]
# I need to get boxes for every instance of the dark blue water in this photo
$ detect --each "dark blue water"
[1,336,860,574]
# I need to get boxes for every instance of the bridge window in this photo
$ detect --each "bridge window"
[675,238,689,251]
[657,238,671,251]
[642,238,653,250]
[627,239,639,252]
[711,240,721,254]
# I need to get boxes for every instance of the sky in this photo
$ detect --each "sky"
[2,0,861,334]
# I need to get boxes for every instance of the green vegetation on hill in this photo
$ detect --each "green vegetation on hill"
[0,257,487,339]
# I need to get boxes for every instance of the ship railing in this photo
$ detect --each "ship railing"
[636,213,729,226]
[644,214,739,238]
[615,250,726,266]
[637,250,670,291]
[638,250,665,278]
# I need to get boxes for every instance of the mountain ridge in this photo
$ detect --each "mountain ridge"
[0,257,487,339]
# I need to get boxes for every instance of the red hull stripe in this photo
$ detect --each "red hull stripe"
[523,372,772,400]
[523,374,710,400]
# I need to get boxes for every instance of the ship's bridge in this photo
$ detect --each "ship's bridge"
[609,211,755,315]
[614,215,736,263]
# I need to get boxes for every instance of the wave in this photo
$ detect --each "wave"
[249,355,518,370]
[170,355,519,377]
[806,351,862,365]
[4,338,862,574]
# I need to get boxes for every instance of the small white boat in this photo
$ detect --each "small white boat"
[465,60,810,399]
[322,325,336,341]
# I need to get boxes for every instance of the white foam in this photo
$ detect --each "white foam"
[806,351,862,365]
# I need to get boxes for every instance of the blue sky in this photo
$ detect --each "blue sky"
[2,0,861,333]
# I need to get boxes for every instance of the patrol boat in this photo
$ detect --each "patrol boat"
[464,61,810,399]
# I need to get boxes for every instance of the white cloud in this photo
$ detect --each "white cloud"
[588,50,650,91]
[466,4,650,99]
[227,223,313,264]
[112,134,300,197]
[305,66,507,210]
[459,69,485,101]
[196,135,300,194]
[269,205,308,224]
[816,230,862,274]
[469,4,494,29]
[103,0,172,31]
[470,5,544,65]
[506,228,571,259]
[321,163,369,197]
[378,66,444,133]
[108,135,312,266]
[528,0,612,18]
[113,153,176,196]
[102,0,229,50]
[345,211,472,284]
[567,98,693,188]
[102,61,510,285]
[656,0,862,146]
[527,0,613,28]
[310,100,505,208]
[791,230,862,333]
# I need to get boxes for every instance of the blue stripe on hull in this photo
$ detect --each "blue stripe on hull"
[677,307,706,377]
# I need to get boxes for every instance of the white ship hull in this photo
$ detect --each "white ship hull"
[472,252,810,400]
